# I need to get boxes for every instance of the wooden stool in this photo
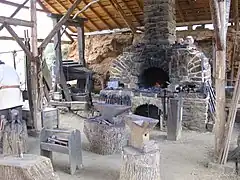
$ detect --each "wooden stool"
[0,154,59,180]
[120,114,160,180]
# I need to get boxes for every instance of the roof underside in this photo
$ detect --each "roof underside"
[39,0,238,33]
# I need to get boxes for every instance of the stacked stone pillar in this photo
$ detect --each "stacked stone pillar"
[144,0,176,46]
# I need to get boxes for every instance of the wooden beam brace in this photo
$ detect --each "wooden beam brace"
[39,0,82,51]
[119,0,141,26]
[0,0,45,12]
[97,1,122,28]
[0,0,29,31]
[0,36,71,44]
[0,16,33,27]
[109,0,135,33]
[82,0,112,29]
[64,29,75,43]
[3,23,33,59]
[43,0,86,32]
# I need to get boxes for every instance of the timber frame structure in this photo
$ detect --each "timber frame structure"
[0,0,240,166]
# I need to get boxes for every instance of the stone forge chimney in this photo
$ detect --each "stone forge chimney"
[144,0,176,46]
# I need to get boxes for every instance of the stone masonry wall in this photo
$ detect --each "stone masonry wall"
[110,0,176,88]
[170,46,212,85]
[181,94,209,131]
[144,0,176,45]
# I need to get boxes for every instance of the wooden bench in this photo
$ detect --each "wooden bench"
[40,128,82,175]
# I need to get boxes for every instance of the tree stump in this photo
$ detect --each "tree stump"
[120,141,161,180]
[83,118,128,155]
[0,154,60,180]
[2,109,28,155]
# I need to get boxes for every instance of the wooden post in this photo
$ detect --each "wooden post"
[30,0,42,131]
[52,17,72,102]
[77,23,86,66]
[209,0,231,163]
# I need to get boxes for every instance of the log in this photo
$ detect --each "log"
[83,117,128,155]
[0,154,60,180]
[119,141,161,180]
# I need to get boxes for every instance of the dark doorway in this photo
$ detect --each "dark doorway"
[139,67,169,88]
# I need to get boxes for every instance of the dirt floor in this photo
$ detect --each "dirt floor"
[28,112,240,180]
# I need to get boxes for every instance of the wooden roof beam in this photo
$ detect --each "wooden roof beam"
[176,3,185,22]
[68,0,101,31]
[109,0,136,33]
[82,0,112,29]
[44,0,90,32]
[97,1,122,28]
[187,0,200,21]
[119,0,141,26]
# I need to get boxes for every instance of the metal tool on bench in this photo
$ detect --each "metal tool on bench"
[40,128,82,175]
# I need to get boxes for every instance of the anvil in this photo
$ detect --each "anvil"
[93,103,131,124]
[123,114,159,150]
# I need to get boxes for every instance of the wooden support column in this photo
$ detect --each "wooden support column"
[209,0,231,163]
[30,0,42,131]
[77,23,85,66]
[52,18,72,102]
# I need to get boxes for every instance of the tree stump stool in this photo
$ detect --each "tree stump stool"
[2,109,28,155]
[84,117,128,155]
[120,141,161,180]
[120,114,160,180]
[0,154,60,180]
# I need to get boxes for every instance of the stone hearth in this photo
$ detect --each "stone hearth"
[102,0,212,131]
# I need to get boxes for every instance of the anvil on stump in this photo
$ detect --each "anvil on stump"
[0,154,59,180]
[84,103,131,155]
[93,103,131,124]
[120,114,161,180]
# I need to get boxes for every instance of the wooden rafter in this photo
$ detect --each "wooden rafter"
[187,0,200,21]
[176,3,185,22]
[97,1,122,28]
[44,0,87,32]
[119,0,141,26]
[68,0,101,31]
[82,0,112,29]
[109,0,136,33]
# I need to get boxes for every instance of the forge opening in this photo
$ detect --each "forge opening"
[134,104,161,121]
[139,67,169,88]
